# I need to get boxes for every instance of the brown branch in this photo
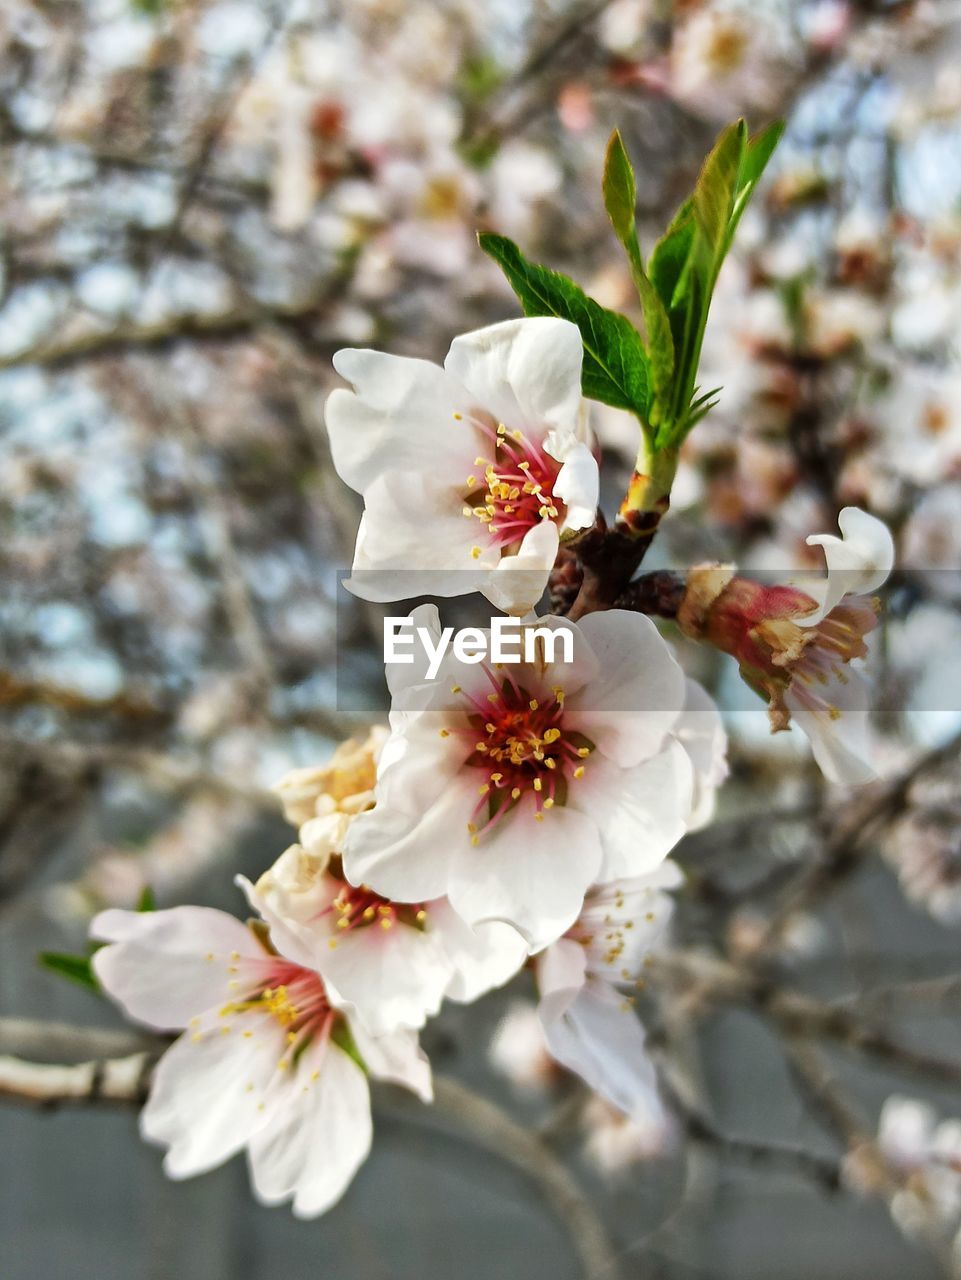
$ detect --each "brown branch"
[647,950,961,1088]
[0,734,281,811]
[0,298,330,371]
[758,727,961,951]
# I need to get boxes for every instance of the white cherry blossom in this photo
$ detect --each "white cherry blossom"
[91,902,431,1219]
[245,843,526,1036]
[325,318,599,615]
[534,866,680,1123]
[343,605,701,951]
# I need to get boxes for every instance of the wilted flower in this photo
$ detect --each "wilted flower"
[273,726,388,858]
[679,507,894,783]
[325,318,599,616]
[92,900,431,1218]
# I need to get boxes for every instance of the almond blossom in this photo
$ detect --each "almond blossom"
[533,865,680,1126]
[679,507,894,784]
[325,318,599,616]
[343,605,713,950]
[267,728,526,1034]
[247,843,526,1035]
[91,901,431,1218]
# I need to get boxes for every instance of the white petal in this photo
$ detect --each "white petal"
[247,1039,372,1218]
[553,440,599,533]
[448,803,602,952]
[444,318,583,441]
[565,611,687,767]
[343,471,492,603]
[483,519,558,615]
[799,507,895,627]
[673,678,728,829]
[91,907,268,1031]
[326,349,474,494]
[383,603,445,699]
[349,1022,434,1102]
[536,938,588,1022]
[539,978,664,1121]
[235,874,320,972]
[319,922,451,1034]
[142,1016,281,1177]
[429,899,528,1003]
[577,872,679,979]
[343,757,471,903]
[785,669,876,785]
[572,739,694,882]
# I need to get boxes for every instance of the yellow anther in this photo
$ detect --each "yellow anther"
[533,778,543,792]
[543,797,555,809]
[577,747,591,757]
[453,412,463,420]
[573,766,585,779]
[529,698,538,710]
[543,727,561,744]
[471,547,482,560]
[511,787,521,799]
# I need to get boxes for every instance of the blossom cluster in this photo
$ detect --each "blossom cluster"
[91,308,896,1215]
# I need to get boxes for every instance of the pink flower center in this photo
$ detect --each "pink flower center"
[217,959,337,1072]
[329,882,428,935]
[790,597,880,721]
[448,666,593,840]
[457,411,565,553]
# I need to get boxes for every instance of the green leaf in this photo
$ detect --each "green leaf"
[479,232,652,419]
[602,129,637,246]
[648,197,696,314]
[603,131,675,406]
[693,118,746,253]
[137,885,157,913]
[38,951,99,993]
[738,120,785,195]
[722,120,785,256]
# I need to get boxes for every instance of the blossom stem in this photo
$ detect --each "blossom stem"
[562,447,680,620]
